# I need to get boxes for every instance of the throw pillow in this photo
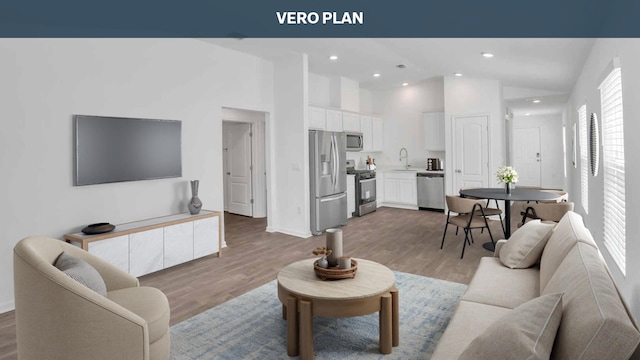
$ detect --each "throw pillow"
[54,252,107,296]
[500,220,556,268]
[459,293,563,360]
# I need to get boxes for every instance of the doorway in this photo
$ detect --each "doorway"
[513,127,541,187]
[452,115,490,191]
[223,122,253,217]
[221,108,268,219]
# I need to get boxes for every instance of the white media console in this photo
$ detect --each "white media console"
[64,210,222,277]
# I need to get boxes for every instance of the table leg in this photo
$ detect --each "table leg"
[380,293,392,354]
[482,198,513,252]
[299,300,313,360]
[391,288,399,347]
[504,199,511,238]
[286,297,298,356]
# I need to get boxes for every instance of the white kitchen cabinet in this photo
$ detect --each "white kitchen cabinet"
[87,235,129,274]
[342,112,361,132]
[325,109,343,132]
[309,106,326,130]
[383,171,418,207]
[371,117,384,151]
[129,228,164,277]
[194,216,219,258]
[360,115,372,151]
[376,172,384,207]
[164,222,194,268]
[347,174,356,218]
[424,112,445,151]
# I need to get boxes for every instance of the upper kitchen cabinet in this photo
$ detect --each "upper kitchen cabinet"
[424,112,445,151]
[371,117,384,152]
[309,106,326,130]
[325,109,343,132]
[342,112,361,132]
[360,115,372,151]
[360,115,383,152]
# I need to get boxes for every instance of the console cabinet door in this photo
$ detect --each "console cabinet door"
[194,217,219,258]
[129,228,164,277]
[164,222,194,268]
[88,235,129,274]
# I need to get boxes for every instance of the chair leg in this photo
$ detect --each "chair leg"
[469,229,475,244]
[455,227,459,236]
[498,215,506,238]
[440,222,449,250]
[461,229,468,259]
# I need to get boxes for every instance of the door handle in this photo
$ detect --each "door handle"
[226,172,231,175]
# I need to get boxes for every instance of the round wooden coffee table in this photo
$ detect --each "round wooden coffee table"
[277,258,398,359]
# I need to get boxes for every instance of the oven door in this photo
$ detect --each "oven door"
[359,177,376,204]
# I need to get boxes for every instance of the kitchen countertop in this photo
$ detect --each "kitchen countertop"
[375,168,445,175]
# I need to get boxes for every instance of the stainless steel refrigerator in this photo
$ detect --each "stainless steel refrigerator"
[309,130,347,235]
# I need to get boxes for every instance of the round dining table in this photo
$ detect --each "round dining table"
[459,187,562,251]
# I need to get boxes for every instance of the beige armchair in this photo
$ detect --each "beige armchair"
[13,236,170,360]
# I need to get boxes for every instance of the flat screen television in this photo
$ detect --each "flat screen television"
[74,115,182,186]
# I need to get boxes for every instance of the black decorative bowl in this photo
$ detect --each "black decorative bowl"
[82,223,115,235]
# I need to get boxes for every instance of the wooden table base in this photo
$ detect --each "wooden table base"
[282,288,399,359]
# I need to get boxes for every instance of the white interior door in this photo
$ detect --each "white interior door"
[225,122,253,216]
[513,127,541,187]
[453,115,489,191]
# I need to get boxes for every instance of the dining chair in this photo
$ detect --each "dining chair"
[459,187,506,238]
[520,201,575,226]
[441,195,496,259]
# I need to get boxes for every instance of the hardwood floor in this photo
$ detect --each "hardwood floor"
[0,206,506,359]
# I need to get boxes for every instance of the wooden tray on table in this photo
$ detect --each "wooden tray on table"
[313,259,358,280]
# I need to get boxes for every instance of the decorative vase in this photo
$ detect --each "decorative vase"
[317,257,329,269]
[326,228,343,267]
[188,180,203,215]
[505,182,512,194]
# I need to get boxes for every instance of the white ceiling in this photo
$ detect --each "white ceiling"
[204,38,595,115]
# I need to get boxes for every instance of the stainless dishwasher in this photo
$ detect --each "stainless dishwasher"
[417,172,445,211]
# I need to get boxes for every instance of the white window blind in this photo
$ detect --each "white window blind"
[578,104,588,213]
[599,66,626,275]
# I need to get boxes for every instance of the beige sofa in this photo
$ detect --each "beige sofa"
[432,211,640,359]
[13,236,170,360]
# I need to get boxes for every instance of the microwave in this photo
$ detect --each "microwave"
[345,132,364,151]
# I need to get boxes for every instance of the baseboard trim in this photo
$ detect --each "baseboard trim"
[0,299,15,314]
[266,227,312,238]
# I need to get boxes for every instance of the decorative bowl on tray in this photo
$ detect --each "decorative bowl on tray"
[81,223,115,235]
[313,259,358,280]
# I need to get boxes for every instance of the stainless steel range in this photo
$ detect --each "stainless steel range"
[346,160,377,217]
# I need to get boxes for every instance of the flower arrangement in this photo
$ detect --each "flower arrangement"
[496,166,519,184]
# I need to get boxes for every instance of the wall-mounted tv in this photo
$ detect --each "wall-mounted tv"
[74,115,182,186]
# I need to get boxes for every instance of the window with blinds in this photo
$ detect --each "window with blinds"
[578,104,588,213]
[599,66,626,275]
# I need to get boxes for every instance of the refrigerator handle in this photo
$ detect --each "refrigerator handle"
[333,134,339,190]
[320,192,347,202]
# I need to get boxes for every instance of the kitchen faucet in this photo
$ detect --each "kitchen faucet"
[399,147,409,169]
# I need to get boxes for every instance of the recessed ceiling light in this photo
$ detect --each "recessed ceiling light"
[532,99,541,103]
[481,52,494,58]
[454,72,463,77]
[402,82,409,86]
[525,113,531,116]
[396,64,406,69]
[373,73,381,77]
[329,55,338,60]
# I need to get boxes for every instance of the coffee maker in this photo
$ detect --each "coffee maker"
[427,158,442,171]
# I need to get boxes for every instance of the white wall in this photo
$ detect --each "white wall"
[308,72,330,107]
[0,39,274,312]
[365,78,445,168]
[564,38,640,320]
[444,76,505,195]
[269,54,311,237]
[511,114,564,189]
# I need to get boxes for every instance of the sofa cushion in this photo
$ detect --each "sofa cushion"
[542,243,640,359]
[458,293,563,360]
[54,252,107,296]
[108,286,170,344]
[430,300,512,360]
[499,220,556,269]
[461,257,539,309]
[539,211,597,290]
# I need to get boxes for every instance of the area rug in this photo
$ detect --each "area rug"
[170,271,467,359]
